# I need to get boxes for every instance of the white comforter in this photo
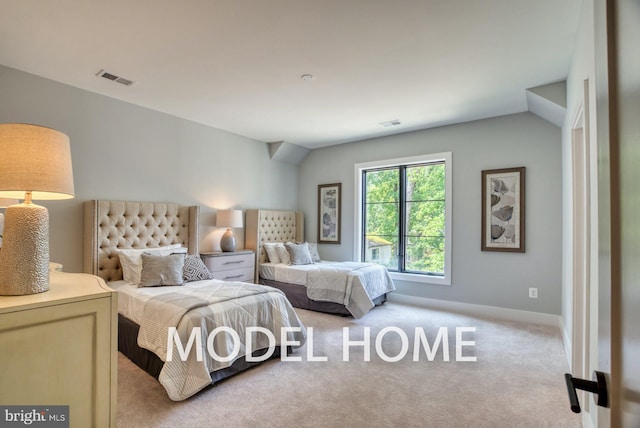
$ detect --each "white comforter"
[262,261,396,318]
[114,280,306,401]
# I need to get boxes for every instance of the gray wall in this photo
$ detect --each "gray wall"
[297,112,563,314]
[0,65,564,315]
[0,65,298,273]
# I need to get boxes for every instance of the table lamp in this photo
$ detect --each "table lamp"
[216,209,243,252]
[0,124,75,295]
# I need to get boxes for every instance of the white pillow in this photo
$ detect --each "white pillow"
[118,244,186,285]
[306,242,321,263]
[263,242,281,264]
[276,244,291,265]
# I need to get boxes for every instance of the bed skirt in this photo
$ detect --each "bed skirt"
[118,314,285,383]
[259,278,387,316]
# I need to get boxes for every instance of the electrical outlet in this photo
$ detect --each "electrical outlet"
[529,288,538,299]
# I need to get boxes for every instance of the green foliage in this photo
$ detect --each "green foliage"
[365,168,398,239]
[364,163,445,274]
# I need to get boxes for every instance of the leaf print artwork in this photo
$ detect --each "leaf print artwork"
[482,167,525,252]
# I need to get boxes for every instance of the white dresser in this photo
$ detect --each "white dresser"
[0,270,117,427]
[201,250,255,283]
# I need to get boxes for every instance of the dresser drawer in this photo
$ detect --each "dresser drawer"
[210,266,254,282]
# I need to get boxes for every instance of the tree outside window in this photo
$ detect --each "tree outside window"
[362,160,447,277]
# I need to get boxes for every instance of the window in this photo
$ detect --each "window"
[370,247,380,262]
[354,153,452,285]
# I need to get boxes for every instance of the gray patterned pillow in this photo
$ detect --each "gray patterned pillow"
[183,255,213,282]
[139,253,186,287]
[285,242,313,265]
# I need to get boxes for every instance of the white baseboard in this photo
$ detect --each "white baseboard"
[388,293,562,328]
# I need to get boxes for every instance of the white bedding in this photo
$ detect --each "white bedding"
[260,261,396,318]
[259,262,320,286]
[110,279,170,324]
[109,279,306,401]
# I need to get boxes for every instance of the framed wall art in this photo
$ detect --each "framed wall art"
[318,182,341,244]
[481,167,525,252]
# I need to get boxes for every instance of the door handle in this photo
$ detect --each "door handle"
[564,370,609,413]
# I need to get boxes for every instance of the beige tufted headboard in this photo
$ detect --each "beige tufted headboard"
[245,209,304,281]
[83,200,199,282]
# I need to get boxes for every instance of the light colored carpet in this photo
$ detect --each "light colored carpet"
[117,301,582,427]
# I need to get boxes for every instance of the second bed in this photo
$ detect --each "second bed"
[245,209,395,317]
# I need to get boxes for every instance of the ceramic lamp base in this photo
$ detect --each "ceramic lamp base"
[220,228,237,252]
[0,203,50,295]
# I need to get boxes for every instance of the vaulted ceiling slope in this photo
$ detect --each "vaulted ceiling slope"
[0,0,581,149]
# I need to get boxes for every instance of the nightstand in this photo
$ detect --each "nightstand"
[0,271,117,427]
[201,250,255,283]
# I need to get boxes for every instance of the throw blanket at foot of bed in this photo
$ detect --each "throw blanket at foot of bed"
[306,262,396,318]
[138,281,306,400]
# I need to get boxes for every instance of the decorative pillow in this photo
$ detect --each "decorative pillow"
[118,244,186,285]
[263,242,281,264]
[275,244,291,265]
[183,255,213,282]
[139,253,186,287]
[285,242,313,265]
[306,242,321,263]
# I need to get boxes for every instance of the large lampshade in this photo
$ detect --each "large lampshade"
[0,124,75,200]
[0,124,75,295]
[216,209,243,252]
[216,210,243,229]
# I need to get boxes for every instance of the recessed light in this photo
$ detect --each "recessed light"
[300,74,315,81]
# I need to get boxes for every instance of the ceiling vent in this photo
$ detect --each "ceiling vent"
[96,69,134,86]
[380,119,401,127]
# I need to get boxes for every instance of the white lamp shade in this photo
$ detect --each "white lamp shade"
[216,209,243,228]
[0,123,75,200]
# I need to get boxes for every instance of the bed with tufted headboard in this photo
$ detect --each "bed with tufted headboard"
[83,200,306,401]
[245,209,393,317]
[83,200,199,281]
[245,209,304,277]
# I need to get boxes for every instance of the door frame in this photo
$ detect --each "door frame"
[571,79,595,426]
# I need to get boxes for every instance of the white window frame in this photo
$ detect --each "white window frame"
[354,152,452,286]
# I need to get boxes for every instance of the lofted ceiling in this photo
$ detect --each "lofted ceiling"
[0,0,581,149]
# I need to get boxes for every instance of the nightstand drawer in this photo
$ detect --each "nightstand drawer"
[200,251,255,283]
[204,253,253,271]
[210,266,254,282]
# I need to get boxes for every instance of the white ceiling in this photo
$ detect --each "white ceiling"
[0,0,581,149]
